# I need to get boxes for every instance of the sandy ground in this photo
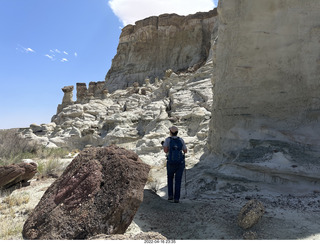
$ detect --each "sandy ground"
[126,163,320,240]
[2,167,320,240]
[128,186,320,240]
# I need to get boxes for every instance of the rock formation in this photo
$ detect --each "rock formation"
[201,0,320,191]
[76,83,88,103]
[105,9,218,92]
[21,58,215,167]
[75,82,108,103]
[57,86,74,114]
[0,161,37,189]
[209,0,320,155]
[19,1,320,198]
[22,146,150,240]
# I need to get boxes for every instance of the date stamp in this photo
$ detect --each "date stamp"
[144,240,176,244]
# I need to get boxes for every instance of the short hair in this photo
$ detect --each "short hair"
[171,131,178,136]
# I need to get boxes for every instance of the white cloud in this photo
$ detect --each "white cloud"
[19,46,76,63]
[25,47,35,53]
[45,54,55,61]
[108,0,215,26]
[16,45,35,53]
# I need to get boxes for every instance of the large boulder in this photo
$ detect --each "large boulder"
[0,161,37,189]
[22,145,151,240]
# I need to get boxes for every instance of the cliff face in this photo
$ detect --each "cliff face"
[105,9,218,92]
[20,3,320,191]
[209,0,320,155]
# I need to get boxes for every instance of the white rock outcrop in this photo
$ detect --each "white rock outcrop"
[20,59,215,168]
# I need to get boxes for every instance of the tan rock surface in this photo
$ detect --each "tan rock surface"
[209,0,320,154]
[105,9,218,92]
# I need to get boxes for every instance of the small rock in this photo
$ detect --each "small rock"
[238,199,265,229]
[243,230,258,240]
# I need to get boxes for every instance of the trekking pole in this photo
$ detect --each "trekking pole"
[184,166,187,197]
[184,152,187,197]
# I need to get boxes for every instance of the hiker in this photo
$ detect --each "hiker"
[162,126,187,203]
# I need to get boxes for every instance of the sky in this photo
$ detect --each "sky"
[0,0,218,129]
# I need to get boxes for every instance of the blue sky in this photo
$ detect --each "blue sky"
[0,0,217,129]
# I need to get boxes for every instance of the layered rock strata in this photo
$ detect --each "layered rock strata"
[21,58,215,168]
[195,0,320,192]
[76,82,108,103]
[105,9,218,92]
[20,2,320,195]
[209,0,320,155]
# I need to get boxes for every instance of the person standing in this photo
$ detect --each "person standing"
[162,126,187,203]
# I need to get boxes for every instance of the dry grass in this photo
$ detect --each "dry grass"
[37,157,67,178]
[0,191,30,239]
[0,129,70,166]
[1,194,30,208]
[0,179,55,240]
[0,129,40,165]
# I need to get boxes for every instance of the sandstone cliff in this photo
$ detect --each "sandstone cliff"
[15,4,320,239]
[209,0,320,155]
[20,10,218,169]
[20,2,320,194]
[201,0,320,189]
[105,9,218,92]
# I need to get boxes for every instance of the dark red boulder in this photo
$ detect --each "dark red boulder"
[0,161,37,189]
[22,145,150,240]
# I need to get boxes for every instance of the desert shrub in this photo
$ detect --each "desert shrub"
[0,129,70,166]
[37,157,66,178]
[0,129,41,165]
[35,147,70,159]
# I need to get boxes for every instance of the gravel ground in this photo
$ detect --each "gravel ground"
[127,185,320,240]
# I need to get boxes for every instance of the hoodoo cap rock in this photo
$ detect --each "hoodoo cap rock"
[169,126,178,133]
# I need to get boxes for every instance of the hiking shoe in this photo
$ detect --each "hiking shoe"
[174,200,179,203]
[168,197,173,201]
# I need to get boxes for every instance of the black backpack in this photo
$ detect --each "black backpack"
[167,137,185,164]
